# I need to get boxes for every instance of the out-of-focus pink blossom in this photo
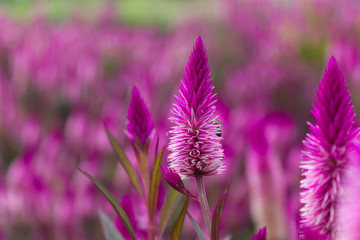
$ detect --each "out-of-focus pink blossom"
[247,112,295,240]
[125,86,154,147]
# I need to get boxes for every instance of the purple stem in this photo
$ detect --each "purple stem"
[196,175,212,236]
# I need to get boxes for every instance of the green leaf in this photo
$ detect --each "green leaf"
[171,196,189,240]
[98,210,125,240]
[104,125,143,197]
[187,212,206,240]
[159,179,189,236]
[154,135,160,161]
[211,188,229,240]
[159,187,179,236]
[149,147,164,218]
[79,169,137,240]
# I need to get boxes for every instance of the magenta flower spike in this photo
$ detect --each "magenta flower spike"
[300,56,357,239]
[125,86,154,148]
[168,36,224,179]
[251,227,267,240]
[160,165,198,200]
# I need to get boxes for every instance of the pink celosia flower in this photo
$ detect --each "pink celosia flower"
[251,227,267,240]
[300,56,357,239]
[125,86,154,147]
[167,36,224,179]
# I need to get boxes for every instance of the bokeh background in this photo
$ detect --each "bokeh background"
[0,0,360,239]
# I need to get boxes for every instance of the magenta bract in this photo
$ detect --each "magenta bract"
[160,165,198,200]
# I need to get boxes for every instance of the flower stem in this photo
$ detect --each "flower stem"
[196,175,212,236]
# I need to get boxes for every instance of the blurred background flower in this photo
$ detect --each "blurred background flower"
[0,0,360,239]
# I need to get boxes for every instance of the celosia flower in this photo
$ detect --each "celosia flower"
[125,86,153,147]
[168,36,224,179]
[300,56,357,239]
[160,165,198,200]
[251,227,267,240]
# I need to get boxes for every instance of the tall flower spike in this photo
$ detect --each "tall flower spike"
[168,36,224,179]
[125,86,154,148]
[300,56,357,239]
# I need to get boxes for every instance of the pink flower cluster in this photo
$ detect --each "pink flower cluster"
[0,0,360,239]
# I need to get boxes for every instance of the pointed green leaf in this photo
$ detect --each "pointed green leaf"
[159,179,189,236]
[187,212,206,240]
[171,196,189,240]
[104,125,143,196]
[159,187,179,236]
[211,188,229,240]
[79,169,137,240]
[154,135,160,161]
[98,210,125,240]
[149,147,164,218]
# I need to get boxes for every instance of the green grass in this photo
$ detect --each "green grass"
[0,0,217,27]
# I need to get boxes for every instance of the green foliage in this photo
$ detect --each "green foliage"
[79,169,137,240]
[187,212,206,240]
[159,179,191,236]
[171,197,189,240]
[300,39,327,66]
[98,210,125,240]
[104,126,143,198]
[149,148,164,218]
[211,187,229,240]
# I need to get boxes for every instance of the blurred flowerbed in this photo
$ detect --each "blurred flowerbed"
[0,0,360,239]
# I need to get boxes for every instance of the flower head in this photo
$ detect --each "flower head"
[125,86,153,147]
[167,36,224,179]
[300,56,357,239]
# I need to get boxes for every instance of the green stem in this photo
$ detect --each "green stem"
[141,151,150,195]
[196,175,212,236]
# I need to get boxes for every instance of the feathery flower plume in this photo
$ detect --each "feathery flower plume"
[125,86,154,148]
[300,56,357,239]
[251,227,267,240]
[168,36,224,179]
